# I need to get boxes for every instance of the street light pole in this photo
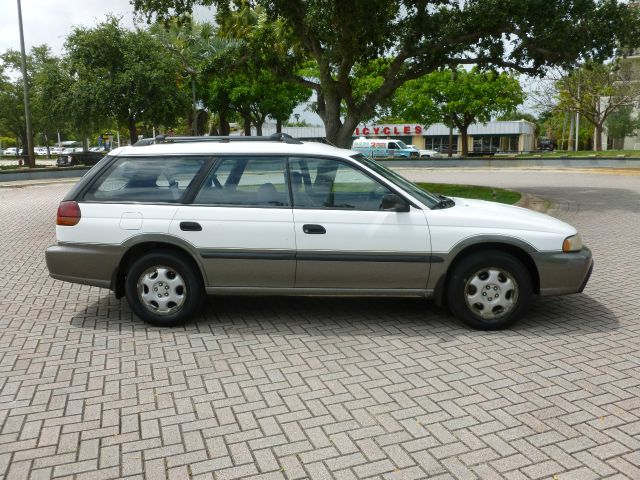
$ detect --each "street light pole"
[16,0,34,168]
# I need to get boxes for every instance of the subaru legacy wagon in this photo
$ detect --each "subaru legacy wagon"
[46,134,593,330]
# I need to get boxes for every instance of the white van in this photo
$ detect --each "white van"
[351,137,419,158]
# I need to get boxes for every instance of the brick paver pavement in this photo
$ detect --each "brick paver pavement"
[0,169,639,480]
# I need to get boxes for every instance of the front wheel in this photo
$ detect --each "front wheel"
[446,251,532,330]
[125,250,204,327]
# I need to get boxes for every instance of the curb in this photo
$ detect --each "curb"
[0,178,80,189]
[515,192,553,214]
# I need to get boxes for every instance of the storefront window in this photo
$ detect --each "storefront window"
[425,135,458,152]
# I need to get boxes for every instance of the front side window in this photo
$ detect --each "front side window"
[353,154,440,208]
[194,156,289,207]
[83,156,207,203]
[289,157,393,210]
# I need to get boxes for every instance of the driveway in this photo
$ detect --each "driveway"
[0,168,639,480]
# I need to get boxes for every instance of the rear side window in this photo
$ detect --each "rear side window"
[83,157,207,203]
[194,156,289,207]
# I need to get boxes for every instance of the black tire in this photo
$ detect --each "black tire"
[124,250,204,327]
[446,251,532,330]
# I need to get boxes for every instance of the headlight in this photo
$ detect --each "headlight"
[563,233,582,252]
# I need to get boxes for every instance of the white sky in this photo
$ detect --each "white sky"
[0,1,534,123]
[0,0,322,124]
[0,0,216,56]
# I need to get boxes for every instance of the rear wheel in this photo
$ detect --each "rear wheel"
[125,250,204,327]
[447,251,532,330]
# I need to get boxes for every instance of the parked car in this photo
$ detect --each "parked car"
[46,133,592,330]
[410,146,441,158]
[3,147,19,156]
[56,150,105,167]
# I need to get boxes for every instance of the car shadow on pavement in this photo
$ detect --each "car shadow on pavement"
[69,292,619,338]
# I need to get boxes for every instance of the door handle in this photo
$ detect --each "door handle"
[180,221,202,231]
[303,224,326,234]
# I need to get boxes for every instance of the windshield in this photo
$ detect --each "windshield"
[396,140,409,149]
[352,154,440,208]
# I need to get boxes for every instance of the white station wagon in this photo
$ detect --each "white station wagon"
[46,134,593,330]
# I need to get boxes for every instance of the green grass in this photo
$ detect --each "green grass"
[417,182,521,205]
[0,164,51,171]
[515,149,640,158]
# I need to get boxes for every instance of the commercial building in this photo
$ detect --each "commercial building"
[601,49,640,150]
[250,120,537,154]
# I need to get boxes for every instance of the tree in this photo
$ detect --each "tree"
[539,108,594,150]
[1,46,70,163]
[556,61,640,150]
[606,106,640,148]
[0,66,25,152]
[133,0,640,147]
[65,17,189,144]
[213,1,311,134]
[392,68,524,156]
[150,19,242,135]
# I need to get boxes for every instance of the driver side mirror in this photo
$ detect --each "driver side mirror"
[381,193,410,212]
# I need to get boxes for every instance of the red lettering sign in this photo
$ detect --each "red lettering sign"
[355,128,360,135]
[362,127,370,135]
[373,127,380,135]
[404,126,410,134]
[415,125,422,134]
[382,127,390,135]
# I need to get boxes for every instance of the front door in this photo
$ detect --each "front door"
[289,157,431,290]
[170,156,295,288]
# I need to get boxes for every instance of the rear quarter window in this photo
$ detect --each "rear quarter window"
[82,156,207,203]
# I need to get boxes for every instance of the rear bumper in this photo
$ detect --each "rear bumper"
[45,243,124,289]
[533,246,593,296]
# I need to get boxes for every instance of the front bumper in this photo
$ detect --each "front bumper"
[533,246,593,296]
[46,242,125,289]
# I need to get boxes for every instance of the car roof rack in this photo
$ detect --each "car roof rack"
[133,132,303,146]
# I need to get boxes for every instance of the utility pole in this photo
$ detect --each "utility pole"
[191,74,198,136]
[16,0,34,168]
[575,82,581,151]
[448,66,457,157]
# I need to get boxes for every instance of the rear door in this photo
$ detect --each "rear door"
[289,156,431,290]
[170,156,296,288]
[75,156,207,245]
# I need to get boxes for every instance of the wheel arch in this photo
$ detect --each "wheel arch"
[433,240,541,307]
[112,236,206,299]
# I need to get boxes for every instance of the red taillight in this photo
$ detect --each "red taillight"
[57,201,81,226]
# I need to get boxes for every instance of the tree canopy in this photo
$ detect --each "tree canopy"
[65,17,189,144]
[391,68,524,155]
[555,61,640,150]
[133,0,640,146]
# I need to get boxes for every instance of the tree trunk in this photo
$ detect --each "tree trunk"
[255,122,263,136]
[276,119,282,133]
[322,115,359,148]
[316,89,361,148]
[460,126,469,157]
[567,113,575,151]
[595,123,603,151]
[243,114,251,136]
[128,117,138,145]
[44,133,51,158]
[219,110,229,136]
